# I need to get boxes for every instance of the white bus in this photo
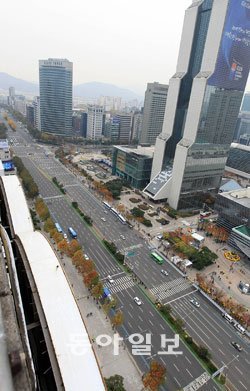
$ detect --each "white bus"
[103,201,111,209]
[55,222,63,233]
[117,214,126,225]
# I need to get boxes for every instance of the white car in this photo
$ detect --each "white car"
[134,297,142,306]
[107,275,114,283]
[101,217,106,222]
[84,254,90,260]
[156,234,163,240]
[63,233,67,240]
[120,234,126,240]
[161,269,169,276]
[190,298,200,308]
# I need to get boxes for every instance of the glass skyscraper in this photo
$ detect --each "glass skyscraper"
[144,0,250,209]
[39,58,73,135]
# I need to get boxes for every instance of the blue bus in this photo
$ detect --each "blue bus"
[55,222,63,233]
[68,227,77,238]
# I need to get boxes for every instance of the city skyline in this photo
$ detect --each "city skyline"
[2,0,249,95]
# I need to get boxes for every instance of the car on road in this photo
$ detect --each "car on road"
[120,234,126,240]
[63,233,67,239]
[104,210,108,214]
[134,297,142,306]
[231,341,243,352]
[190,298,200,308]
[101,217,106,222]
[84,254,90,260]
[161,269,169,276]
[107,275,114,283]
[156,234,163,240]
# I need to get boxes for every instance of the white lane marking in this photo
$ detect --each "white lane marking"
[218,348,225,356]
[185,356,192,365]
[235,366,243,375]
[138,316,143,322]
[159,324,165,330]
[149,310,154,317]
[186,368,193,378]
[127,311,133,318]
[173,363,180,372]
[239,381,247,390]
[149,319,154,326]
[174,377,181,388]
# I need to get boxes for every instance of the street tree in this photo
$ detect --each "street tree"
[83,270,99,287]
[111,310,124,328]
[142,360,166,391]
[105,375,125,391]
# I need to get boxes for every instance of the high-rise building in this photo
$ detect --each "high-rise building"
[9,86,15,97]
[26,104,35,127]
[39,58,73,135]
[33,96,41,131]
[86,105,104,139]
[241,92,250,112]
[144,0,250,210]
[131,112,143,142]
[139,83,168,145]
[114,113,132,144]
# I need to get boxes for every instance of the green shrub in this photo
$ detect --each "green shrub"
[131,207,144,218]
[141,218,152,227]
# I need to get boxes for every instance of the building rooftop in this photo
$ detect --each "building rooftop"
[231,142,250,152]
[219,178,242,192]
[219,187,250,208]
[0,175,105,391]
[145,166,173,195]
[234,225,250,238]
[114,145,155,158]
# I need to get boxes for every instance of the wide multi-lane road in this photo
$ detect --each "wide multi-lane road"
[5,117,250,391]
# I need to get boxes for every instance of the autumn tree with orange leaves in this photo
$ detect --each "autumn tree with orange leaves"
[83,270,99,287]
[111,310,124,328]
[143,360,166,391]
[91,282,104,298]
[82,260,96,274]
[57,239,69,254]
[67,239,81,257]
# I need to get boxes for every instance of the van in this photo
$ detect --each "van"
[234,323,246,334]
[222,313,233,323]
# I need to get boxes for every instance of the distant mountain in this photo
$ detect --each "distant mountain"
[74,81,142,101]
[0,72,38,94]
[0,72,142,101]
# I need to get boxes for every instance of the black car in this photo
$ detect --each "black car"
[231,341,243,352]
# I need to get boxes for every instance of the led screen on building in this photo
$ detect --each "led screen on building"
[208,0,250,91]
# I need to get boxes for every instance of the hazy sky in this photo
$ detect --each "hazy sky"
[1,0,249,95]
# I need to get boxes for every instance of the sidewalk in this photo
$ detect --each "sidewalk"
[55,248,144,391]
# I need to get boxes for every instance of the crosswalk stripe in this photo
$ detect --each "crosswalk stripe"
[150,278,191,301]
[105,275,136,294]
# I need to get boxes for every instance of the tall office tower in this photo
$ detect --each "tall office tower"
[9,86,15,97]
[241,92,250,112]
[39,58,73,135]
[8,86,15,107]
[131,112,143,142]
[114,113,132,144]
[26,104,35,127]
[86,105,104,139]
[144,0,250,210]
[139,82,168,145]
[33,96,41,131]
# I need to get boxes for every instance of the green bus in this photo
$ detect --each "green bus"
[151,252,164,265]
